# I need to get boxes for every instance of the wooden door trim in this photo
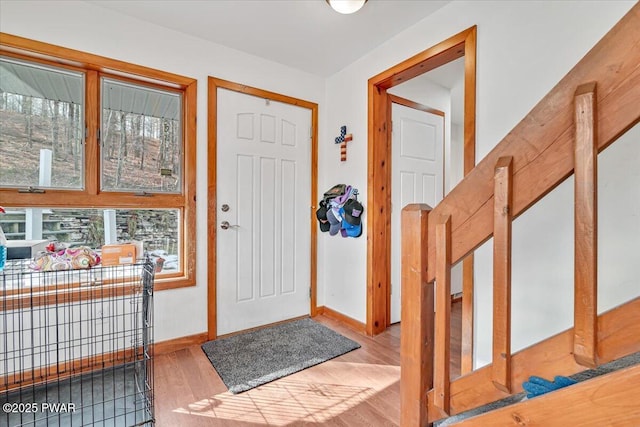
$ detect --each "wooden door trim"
[207,77,319,340]
[367,26,477,336]
[389,94,445,117]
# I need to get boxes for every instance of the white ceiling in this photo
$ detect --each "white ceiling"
[85,0,450,77]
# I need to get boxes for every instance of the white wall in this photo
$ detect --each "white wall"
[450,123,464,190]
[597,123,640,313]
[321,0,637,367]
[450,122,465,295]
[0,0,326,342]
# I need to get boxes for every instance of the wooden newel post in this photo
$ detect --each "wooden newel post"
[400,203,433,427]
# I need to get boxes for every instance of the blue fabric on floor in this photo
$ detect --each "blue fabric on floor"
[522,375,576,398]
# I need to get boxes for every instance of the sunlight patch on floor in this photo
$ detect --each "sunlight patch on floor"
[172,361,400,425]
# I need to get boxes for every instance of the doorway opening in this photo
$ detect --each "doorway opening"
[207,77,319,340]
[388,96,446,324]
[366,27,477,341]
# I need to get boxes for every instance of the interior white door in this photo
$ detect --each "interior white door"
[390,102,444,324]
[216,88,311,335]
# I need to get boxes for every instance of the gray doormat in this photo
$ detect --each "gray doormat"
[201,317,361,394]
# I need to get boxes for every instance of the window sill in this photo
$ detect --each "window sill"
[1,266,195,311]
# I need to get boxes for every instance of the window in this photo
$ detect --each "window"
[100,78,182,193]
[0,57,85,189]
[3,207,180,273]
[0,34,196,292]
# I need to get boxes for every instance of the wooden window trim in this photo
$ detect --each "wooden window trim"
[0,33,197,296]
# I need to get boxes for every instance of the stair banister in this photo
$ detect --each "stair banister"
[400,4,640,425]
[420,5,640,284]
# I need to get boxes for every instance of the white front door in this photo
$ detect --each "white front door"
[216,88,311,335]
[390,102,444,324]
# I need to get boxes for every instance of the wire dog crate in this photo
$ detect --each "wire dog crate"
[1,259,154,426]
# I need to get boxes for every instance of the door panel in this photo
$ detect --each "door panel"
[391,103,444,324]
[281,159,297,295]
[217,88,311,335]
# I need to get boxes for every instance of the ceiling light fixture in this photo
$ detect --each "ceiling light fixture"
[326,0,368,15]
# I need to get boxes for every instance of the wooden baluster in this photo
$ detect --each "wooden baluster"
[492,156,513,393]
[434,215,451,414]
[400,204,433,427]
[574,82,598,368]
[461,253,474,375]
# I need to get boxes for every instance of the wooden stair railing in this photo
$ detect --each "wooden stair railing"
[425,297,640,425]
[454,363,640,427]
[424,3,639,283]
[400,3,640,426]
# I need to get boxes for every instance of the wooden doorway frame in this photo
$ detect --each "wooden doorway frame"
[389,94,446,119]
[207,77,319,340]
[366,27,477,343]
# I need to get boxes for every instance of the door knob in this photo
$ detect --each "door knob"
[220,221,239,230]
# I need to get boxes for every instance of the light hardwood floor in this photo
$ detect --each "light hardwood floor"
[154,302,461,426]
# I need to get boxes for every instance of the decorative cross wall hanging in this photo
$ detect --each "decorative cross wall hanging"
[334,125,353,162]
